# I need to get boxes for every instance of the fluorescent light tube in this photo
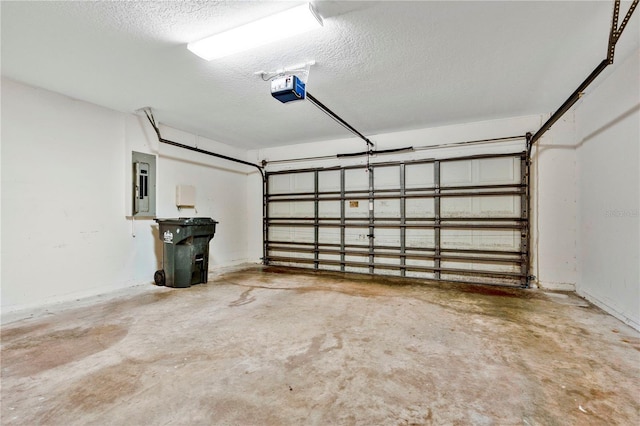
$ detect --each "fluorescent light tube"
[187,3,323,61]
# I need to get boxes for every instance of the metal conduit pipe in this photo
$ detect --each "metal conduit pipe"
[142,109,269,265]
[263,135,526,166]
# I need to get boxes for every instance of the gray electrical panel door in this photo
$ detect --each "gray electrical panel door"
[132,151,156,217]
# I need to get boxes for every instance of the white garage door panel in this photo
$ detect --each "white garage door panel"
[293,172,315,192]
[406,228,436,248]
[319,264,342,272]
[345,227,369,245]
[405,258,436,267]
[406,270,437,279]
[268,226,292,242]
[266,152,528,287]
[441,197,473,217]
[318,228,340,244]
[376,268,400,277]
[441,195,520,218]
[477,196,520,217]
[375,228,400,247]
[441,229,520,251]
[270,248,313,269]
[293,228,315,244]
[441,157,519,187]
[344,254,368,274]
[406,198,435,217]
[318,253,342,272]
[319,201,340,218]
[268,172,316,194]
[405,256,437,279]
[270,249,313,259]
[441,160,473,185]
[268,226,315,243]
[405,163,435,187]
[345,169,369,190]
[268,174,292,194]
[374,166,400,189]
[441,274,518,285]
[269,201,314,218]
[268,202,290,218]
[319,170,340,191]
[375,199,400,217]
[440,260,520,273]
[477,157,519,184]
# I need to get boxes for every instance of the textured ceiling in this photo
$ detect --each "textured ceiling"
[2,1,638,149]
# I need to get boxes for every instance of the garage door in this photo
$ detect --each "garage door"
[265,152,529,287]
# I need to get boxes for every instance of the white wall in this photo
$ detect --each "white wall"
[530,114,579,290]
[573,49,639,329]
[1,79,255,313]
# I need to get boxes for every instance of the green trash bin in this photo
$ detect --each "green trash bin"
[154,217,218,288]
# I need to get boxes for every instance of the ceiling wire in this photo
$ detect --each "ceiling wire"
[259,64,312,82]
[261,74,280,82]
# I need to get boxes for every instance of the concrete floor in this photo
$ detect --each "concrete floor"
[1,267,639,425]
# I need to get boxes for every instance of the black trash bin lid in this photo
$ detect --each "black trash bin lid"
[154,217,218,226]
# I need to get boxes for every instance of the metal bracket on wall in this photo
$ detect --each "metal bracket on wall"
[530,0,638,146]
[608,0,638,63]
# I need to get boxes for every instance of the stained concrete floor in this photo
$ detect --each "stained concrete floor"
[1,267,639,426]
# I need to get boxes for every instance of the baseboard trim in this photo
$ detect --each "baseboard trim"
[536,281,576,291]
[207,261,261,279]
[578,289,640,331]
[1,282,156,325]
[2,261,263,325]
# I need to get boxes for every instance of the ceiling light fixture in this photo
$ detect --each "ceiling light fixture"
[187,3,323,61]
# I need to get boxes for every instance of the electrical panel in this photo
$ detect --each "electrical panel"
[132,151,156,217]
[271,75,306,103]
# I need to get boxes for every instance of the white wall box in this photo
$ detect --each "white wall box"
[176,184,196,208]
